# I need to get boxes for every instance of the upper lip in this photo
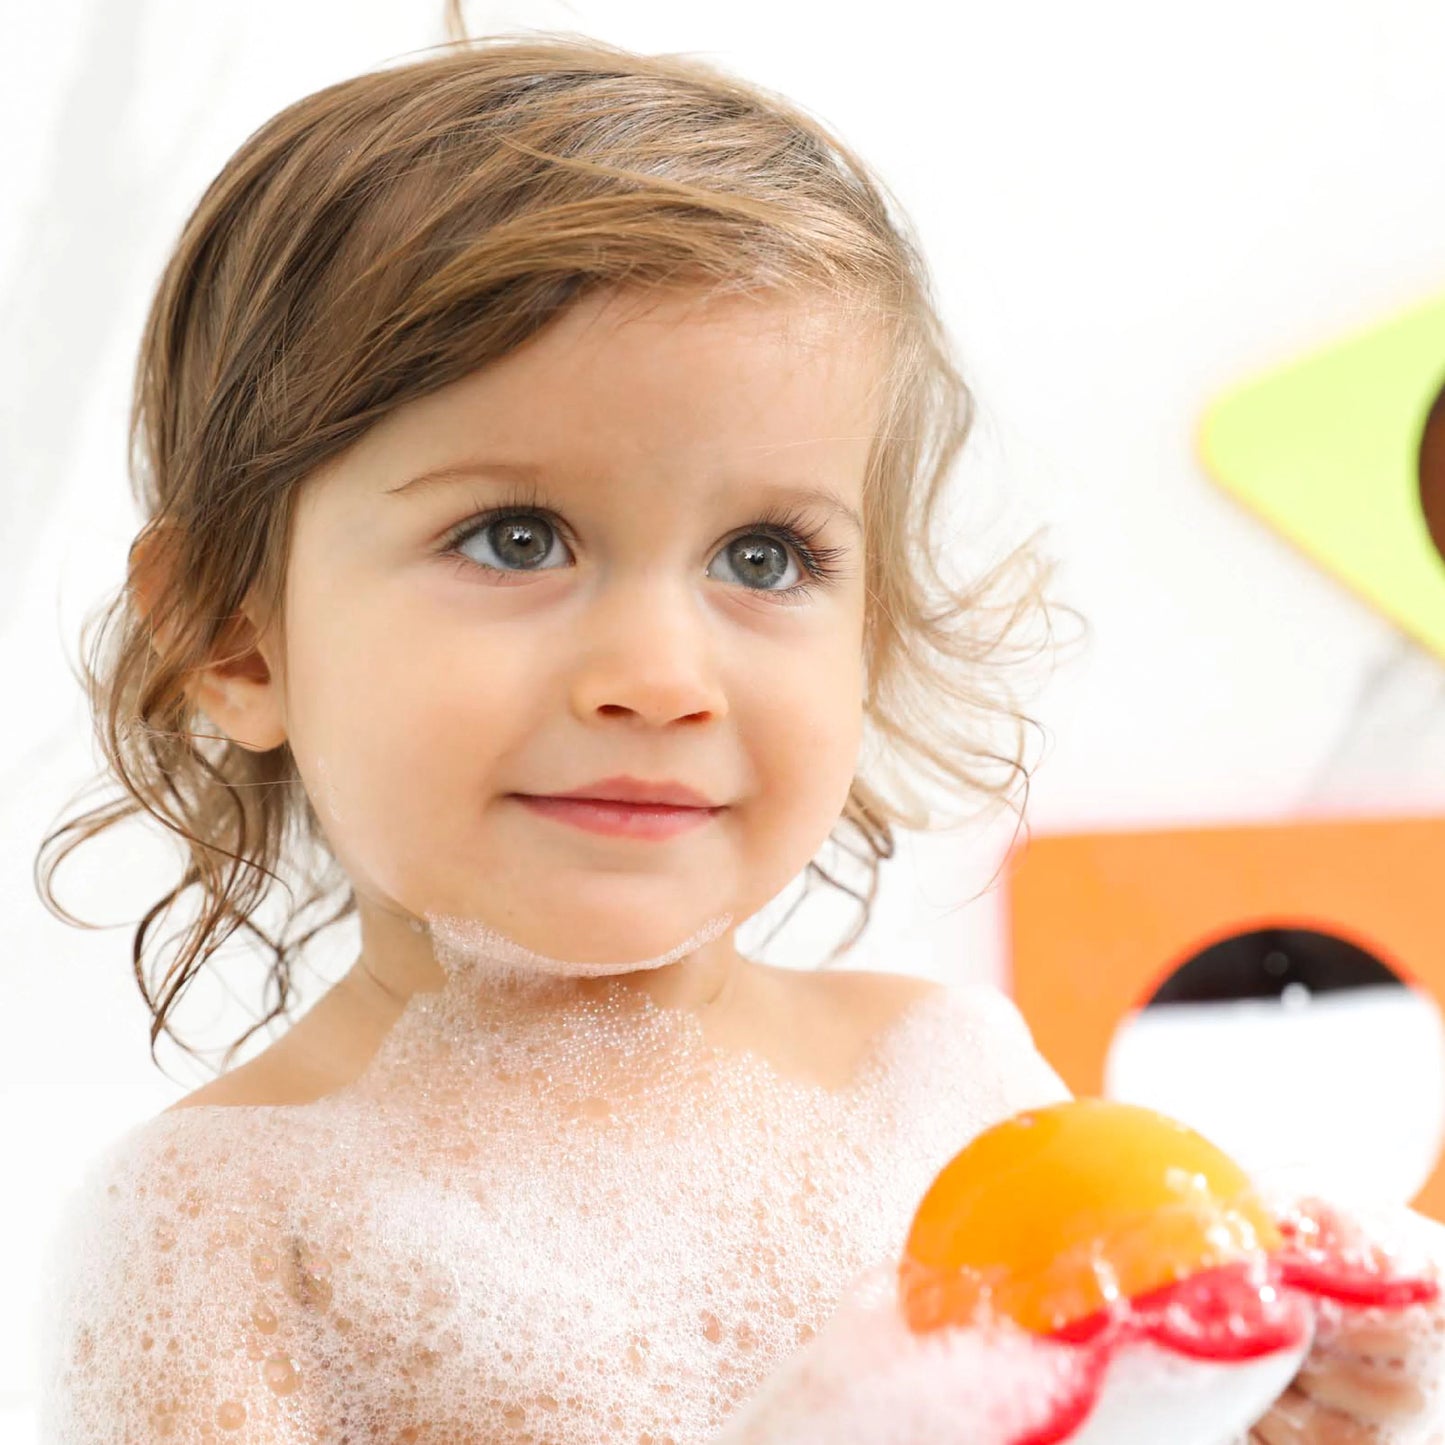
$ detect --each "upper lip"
[522,774,719,808]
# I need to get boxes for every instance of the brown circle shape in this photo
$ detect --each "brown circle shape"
[1417,378,1445,564]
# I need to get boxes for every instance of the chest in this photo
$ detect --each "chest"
[276,1075,949,1443]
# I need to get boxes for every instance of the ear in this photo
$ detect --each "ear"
[127,521,289,754]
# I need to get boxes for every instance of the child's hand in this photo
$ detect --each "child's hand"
[1245,1196,1445,1445]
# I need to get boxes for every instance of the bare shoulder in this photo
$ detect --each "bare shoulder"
[164,977,371,1114]
[781,964,947,1057]
[823,967,947,1035]
[163,1047,332,1114]
[819,970,1052,1061]
[164,1059,279,1114]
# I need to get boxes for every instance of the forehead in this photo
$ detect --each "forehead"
[310,285,889,509]
[570,283,873,352]
[436,284,885,430]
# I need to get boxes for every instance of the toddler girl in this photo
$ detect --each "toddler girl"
[34,18,1439,1445]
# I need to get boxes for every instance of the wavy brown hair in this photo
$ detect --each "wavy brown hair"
[35,12,1087,1074]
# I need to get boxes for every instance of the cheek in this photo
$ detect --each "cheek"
[287,610,529,874]
[743,652,865,834]
[735,725,864,911]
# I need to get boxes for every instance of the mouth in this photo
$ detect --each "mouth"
[511,793,724,841]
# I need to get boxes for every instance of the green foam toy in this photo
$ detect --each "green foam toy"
[1197,290,1445,658]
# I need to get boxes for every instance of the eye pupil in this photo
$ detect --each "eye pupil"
[731,535,788,588]
[490,517,551,568]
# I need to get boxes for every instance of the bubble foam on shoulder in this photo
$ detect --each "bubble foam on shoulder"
[36,961,1067,1443]
[36,953,1051,1439]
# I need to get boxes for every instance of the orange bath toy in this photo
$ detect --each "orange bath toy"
[898,1099,1439,1445]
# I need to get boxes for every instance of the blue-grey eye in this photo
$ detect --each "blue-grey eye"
[708,535,799,591]
[463,515,566,571]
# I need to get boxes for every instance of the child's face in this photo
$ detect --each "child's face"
[237,285,882,969]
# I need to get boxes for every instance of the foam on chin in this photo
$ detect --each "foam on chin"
[424,909,737,983]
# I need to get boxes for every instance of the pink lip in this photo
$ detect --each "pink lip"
[514,794,722,840]
[527,774,718,808]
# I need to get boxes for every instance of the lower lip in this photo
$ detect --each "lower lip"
[513,795,723,839]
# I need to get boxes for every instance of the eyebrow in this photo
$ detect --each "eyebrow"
[384,461,864,538]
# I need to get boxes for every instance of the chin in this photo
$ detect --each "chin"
[423,909,732,978]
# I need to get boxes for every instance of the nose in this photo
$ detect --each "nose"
[568,578,728,727]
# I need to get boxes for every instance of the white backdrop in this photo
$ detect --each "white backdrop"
[6,0,1445,1436]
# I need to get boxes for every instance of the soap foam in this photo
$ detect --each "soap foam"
[711,1260,1082,1444]
[34,976,1081,1444]
[426,909,736,982]
[713,1271,1307,1445]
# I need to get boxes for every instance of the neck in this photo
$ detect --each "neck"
[344,896,748,1024]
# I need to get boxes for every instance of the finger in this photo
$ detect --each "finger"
[1294,1347,1429,1424]
[1313,1319,1412,1366]
[1249,1384,1392,1445]
[1312,1304,1445,1372]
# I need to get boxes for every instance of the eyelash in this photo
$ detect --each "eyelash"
[435,484,853,604]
